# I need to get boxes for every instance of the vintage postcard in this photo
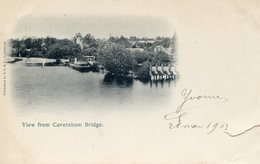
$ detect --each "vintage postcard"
[1,0,260,163]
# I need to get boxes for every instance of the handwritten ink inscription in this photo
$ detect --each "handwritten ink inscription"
[164,88,260,137]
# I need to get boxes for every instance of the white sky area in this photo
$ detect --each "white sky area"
[11,15,174,39]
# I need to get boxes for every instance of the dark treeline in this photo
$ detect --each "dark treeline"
[9,37,82,59]
[9,33,176,79]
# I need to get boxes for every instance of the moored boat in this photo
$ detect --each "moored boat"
[69,61,92,72]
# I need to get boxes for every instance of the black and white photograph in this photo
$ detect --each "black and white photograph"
[6,15,177,113]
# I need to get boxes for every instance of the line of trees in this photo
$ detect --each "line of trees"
[9,33,176,79]
[9,37,82,59]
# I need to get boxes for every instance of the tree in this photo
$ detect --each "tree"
[9,39,24,57]
[45,37,57,47]
[96,43,135,75]
[47,39,82,59]
[83,33,95,46]
[134,61,150,79]
[108,36,132,48]
[127,50,149,64]
[129,36,138,41]
[24,38,33,49]
[152,51,171,65]
[108,36,116,42]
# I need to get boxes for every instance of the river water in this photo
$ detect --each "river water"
[9,60,175,115]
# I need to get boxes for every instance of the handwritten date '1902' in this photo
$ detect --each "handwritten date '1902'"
[164,88,260,137]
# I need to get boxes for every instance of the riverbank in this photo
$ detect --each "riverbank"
[7,57,176,81]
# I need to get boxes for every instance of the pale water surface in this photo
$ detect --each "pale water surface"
[9,61,175,115]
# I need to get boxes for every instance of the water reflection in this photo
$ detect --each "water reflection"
[102,75,134,87]
[9,64,176,113]
[149,79,175,88]
[102,74,175,88]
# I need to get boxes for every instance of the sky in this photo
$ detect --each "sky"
[11,15,174,39]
